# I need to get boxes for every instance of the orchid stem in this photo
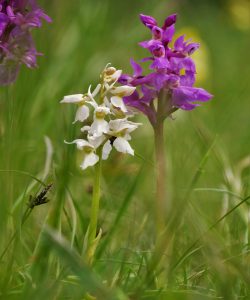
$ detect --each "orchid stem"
[153,94,168,237]
[86,151,102,265]
[154,120,166,236]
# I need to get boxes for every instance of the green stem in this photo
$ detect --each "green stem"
[154,120,166,235]
[86,152,102,264]
[153,92,169,237]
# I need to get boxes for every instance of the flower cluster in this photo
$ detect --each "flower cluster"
[119,13,213,125]
[0,0,51,85]
[61,65,141,170]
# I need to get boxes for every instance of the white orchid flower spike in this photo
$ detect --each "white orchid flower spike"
[61,64,141,170]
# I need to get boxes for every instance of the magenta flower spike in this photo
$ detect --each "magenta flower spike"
[0,0,51,85]
[120,13,213,236]
[119,13,213,126]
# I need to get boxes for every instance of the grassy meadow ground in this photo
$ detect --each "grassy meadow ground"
[0,0,250,299]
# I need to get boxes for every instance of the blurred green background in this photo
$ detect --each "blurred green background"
[0,0,250,299]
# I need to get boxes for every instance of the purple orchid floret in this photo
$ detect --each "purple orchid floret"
[0,0,51,85]
[119,13,213,125]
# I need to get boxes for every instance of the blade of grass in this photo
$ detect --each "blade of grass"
[96,164,145,259]
[0,170,46,187]
[138,138,217,291]
[42,227,128,300]
[171,194,250,272]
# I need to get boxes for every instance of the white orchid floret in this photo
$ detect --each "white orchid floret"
[111,86,136,97]
[60,94,89,123]
[64,139,99,170]
[109,118,140,134]
[60,84,102,124]
[102,119,141,158]
[103,66,122,83]
[60,94,92,123]
[110,86,136,113]
[110,97,127,113]
[89,106,110,137]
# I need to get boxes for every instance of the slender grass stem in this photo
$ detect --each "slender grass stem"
[0,207,32,261]
[0,184,51,261]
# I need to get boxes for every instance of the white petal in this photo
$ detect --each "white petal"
[109,119,140,134]
[92,84,101,97]
[104,82,111,91]
[81,125,91,133]
[60,94,83,103]
[80,153,99,170]
[111,96,127,112]
[88,134,105,148]
[85,100,98,109]
[111,86,136,97]
[113,137,134,155]
[112,70,122,81]
[104,96,111,108]
[73,105,89,123]
[124,122,141,133]
[102,140,112,160]
[104,80,117,93]
[64,139,92,150]
[87,85,98,108]
[90,119,109,137]
[108,119,125,132]
[124,133,131,141]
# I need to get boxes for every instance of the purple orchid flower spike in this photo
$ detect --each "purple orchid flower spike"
[122,12,213,238]
[0,0,51,85]
[119,13,213,126]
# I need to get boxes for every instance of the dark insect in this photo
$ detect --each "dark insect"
[28,183,53,209]
[109,136,117,146]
